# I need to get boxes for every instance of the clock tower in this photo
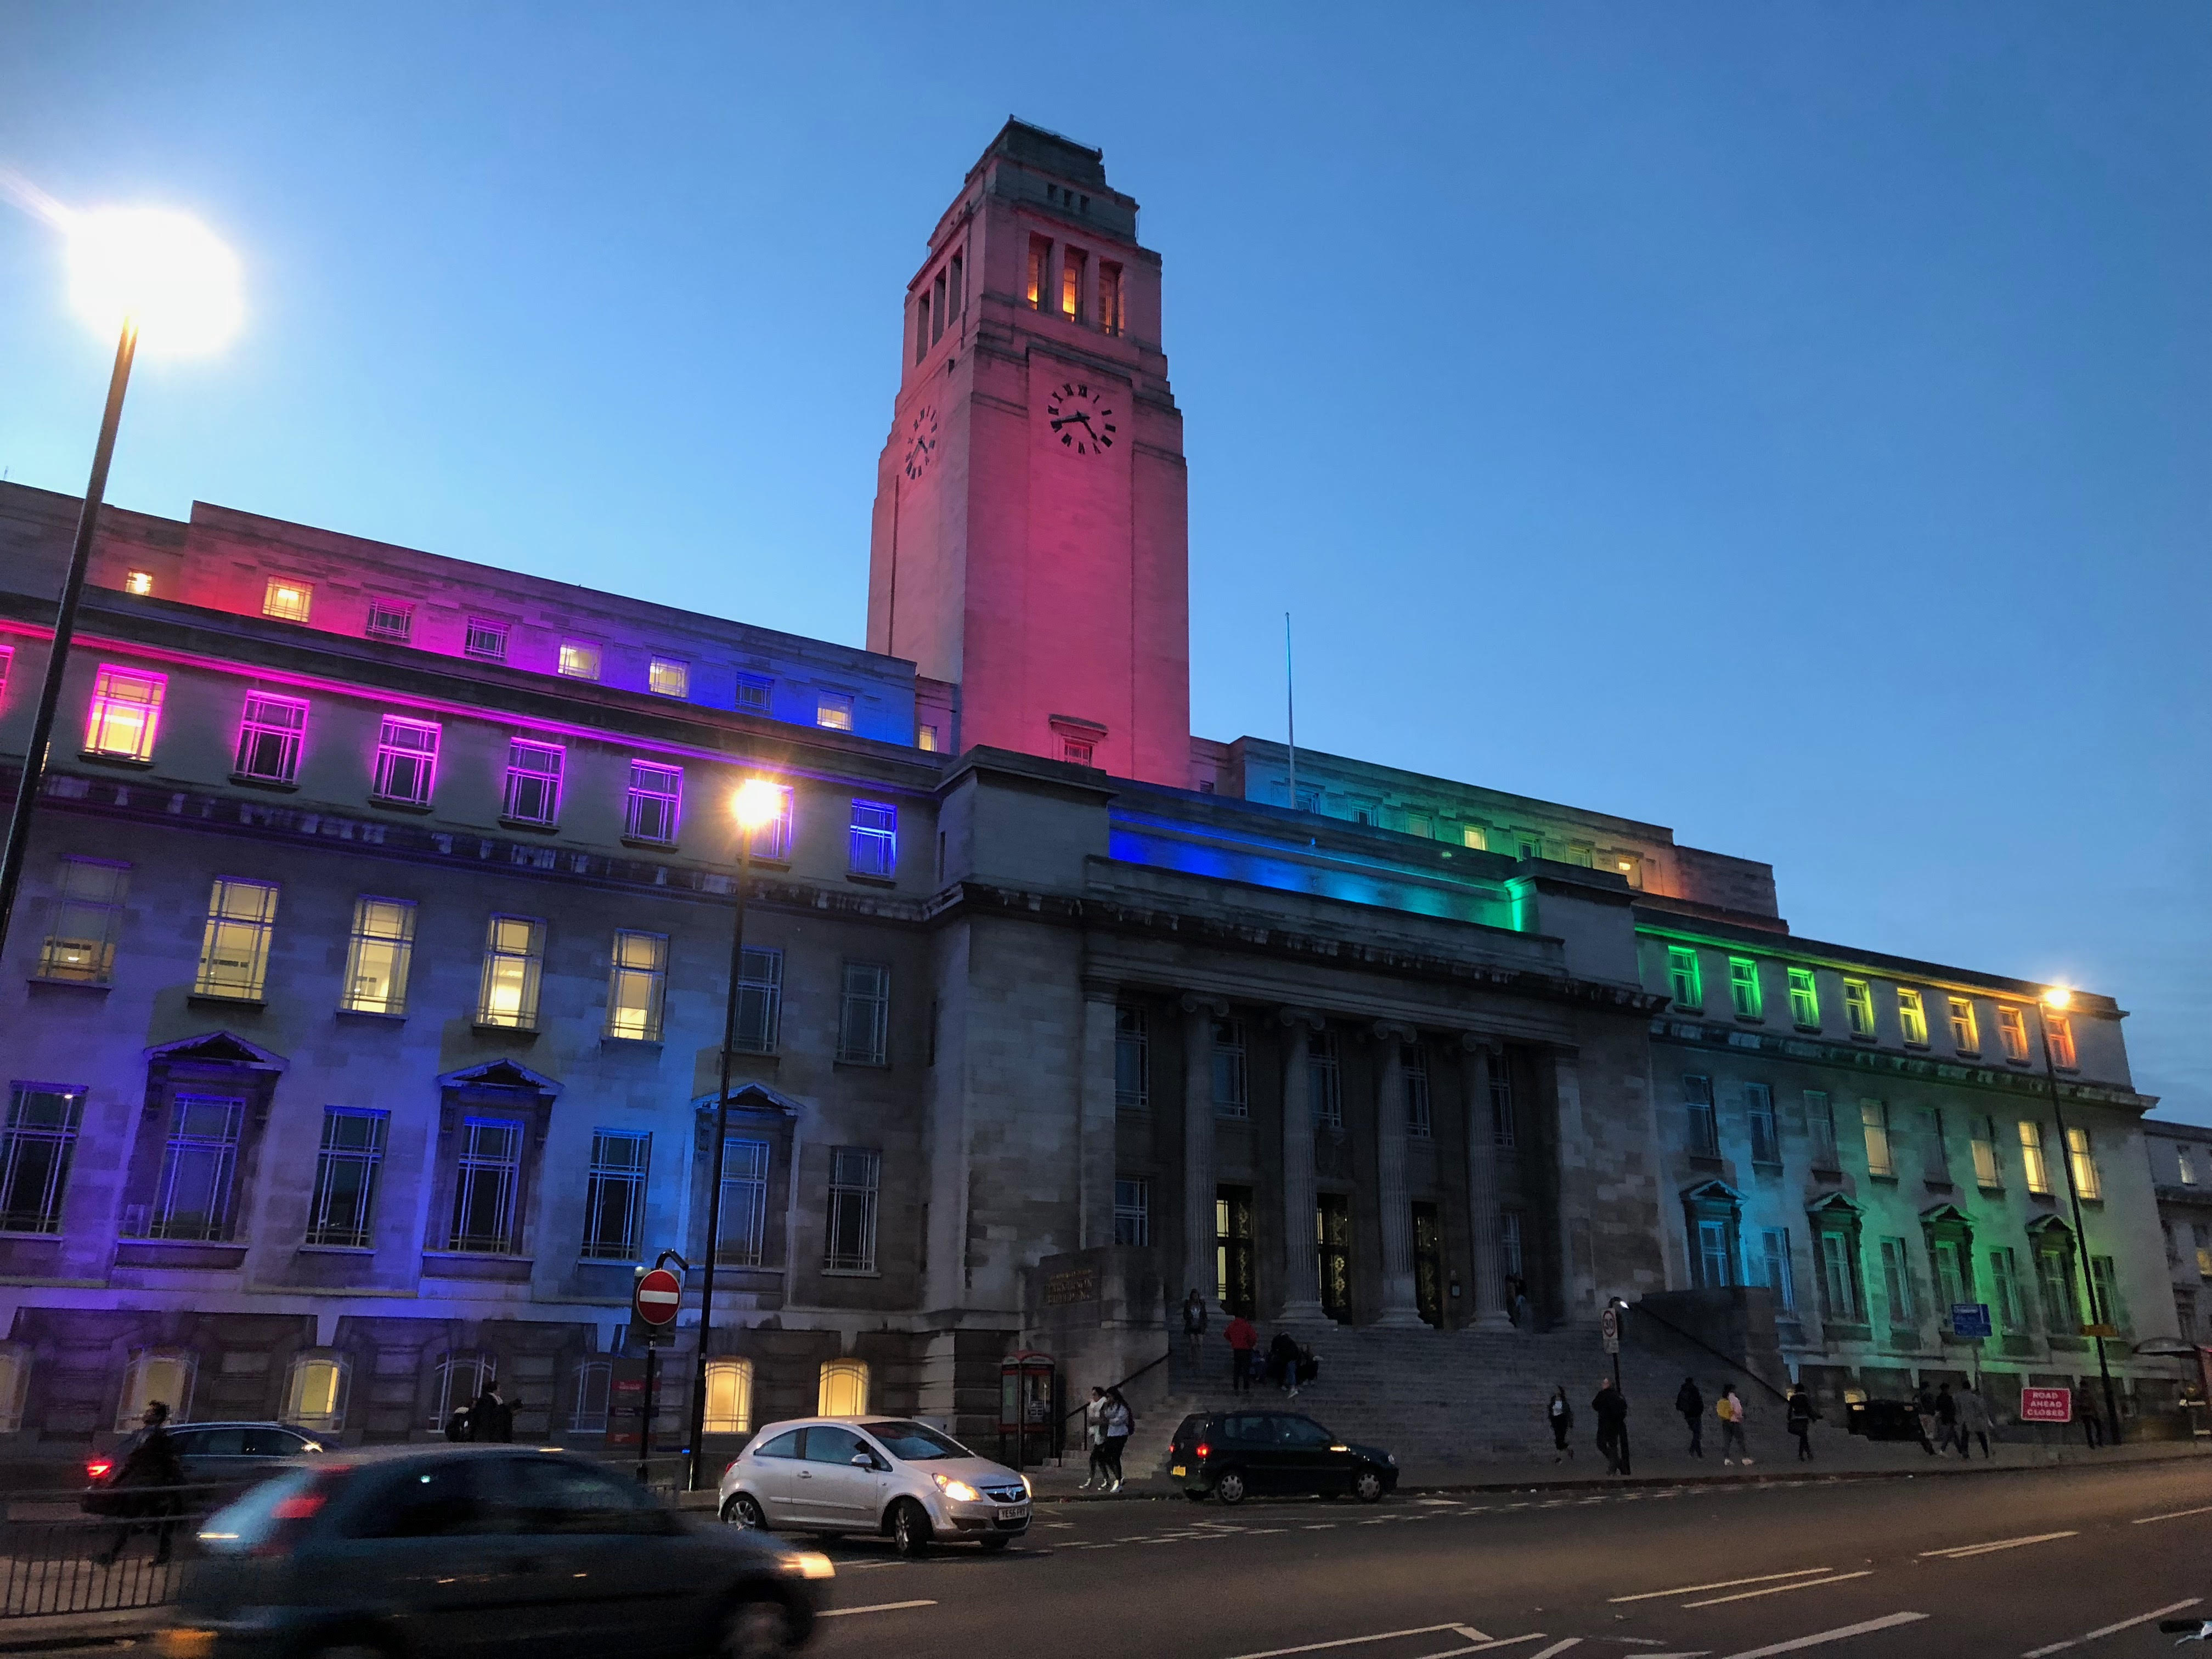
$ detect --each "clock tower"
[867,121,1190,787]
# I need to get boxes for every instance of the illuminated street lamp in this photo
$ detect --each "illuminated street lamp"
[0,204,242,965]
[689,777,786,1489]
[2038,985,2123,1447]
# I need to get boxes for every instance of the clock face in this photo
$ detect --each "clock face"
[902,405,939,481]
[1045,381,1116,456]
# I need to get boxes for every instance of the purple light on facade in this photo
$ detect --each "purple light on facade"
[624,761,682,845]
[83,665,166,763]
[372,716,440,806]
[503,740,565,827]
[234,692,309,785]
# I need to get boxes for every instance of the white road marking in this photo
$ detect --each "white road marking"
[1683,1571,1872,1609]
[2019,1598,2204,1658]
[1225,1623,1489,1659]
[1400,1639,1549,1659]
[2132,1505,2212,1525]
[1611,1568,1834,1604]
[1416,1497,1459,1506]
[1250,1527,1289,1534]
[1714,1612,1927,1658]
[1918,1530,2076,1559]
[819,1599,937,1618]
[1305,1522,1339,1530]
[1527,1642,1584,1658]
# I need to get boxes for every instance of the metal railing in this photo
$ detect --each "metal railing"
[0,1483,226,1618]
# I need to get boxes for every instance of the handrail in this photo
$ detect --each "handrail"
[1628,1301,1793,1405]
[1058,1347,1171,1432]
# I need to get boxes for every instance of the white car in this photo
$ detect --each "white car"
[718,1416,1031,1556]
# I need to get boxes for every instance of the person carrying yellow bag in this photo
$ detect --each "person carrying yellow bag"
[1717,1385,1753,1465]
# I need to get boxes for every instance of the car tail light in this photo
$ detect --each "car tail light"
[85,1458,113,1482]
[1194,1442,1210,1460]
[270,1493,326,1522]
[724,1459,742,1481]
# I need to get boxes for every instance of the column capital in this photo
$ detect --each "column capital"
[1369,1019,1418,1045]
[1458,1032,1504,1058]
[1180,992,1229,1019]
[1080,977,1123,1003]
[1273,1006,1327,1032]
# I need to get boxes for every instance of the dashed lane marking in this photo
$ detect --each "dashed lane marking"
[1224,1622,1489,1659]
[1610,1569,1834,1604]
[1713,1612,1926,1657]
[1682,1572,1872,1609]
[2019,1598,2203,1658]
[819,1599,937,1618]
[1918,1531,2076,1559]
[1527,1643,1584,1658]
[2133,1505,2212,1525]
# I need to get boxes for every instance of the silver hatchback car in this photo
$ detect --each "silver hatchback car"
[718,1417,1031,1556]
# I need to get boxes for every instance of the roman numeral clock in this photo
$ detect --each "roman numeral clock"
[1046,381,1115,456]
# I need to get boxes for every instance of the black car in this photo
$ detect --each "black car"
[161,1446,833,1659]
[1166,1409,1398,1505]
[1846,1398,1926,1442]
[85,1423,327,1516]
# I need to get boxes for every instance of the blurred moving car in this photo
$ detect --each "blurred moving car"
[161,1445,832,1659]
[84,1423,326,1515]
[1166,1409,1397,1505]
[718,1417,1030,1556]
[1845,1398,1926,1441]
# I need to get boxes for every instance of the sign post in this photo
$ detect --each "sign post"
[625,1262,684,1485]
[1601,1299,1630,1476]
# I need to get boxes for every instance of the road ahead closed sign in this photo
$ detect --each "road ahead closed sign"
[2019,1386,2073,1423]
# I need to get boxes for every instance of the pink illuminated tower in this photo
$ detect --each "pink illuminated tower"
[867,121,1190,786]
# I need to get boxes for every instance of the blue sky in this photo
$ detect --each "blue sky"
[4,4,2207,1119]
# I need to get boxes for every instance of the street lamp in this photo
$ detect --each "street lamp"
[687,776,785,1490]
[0,204,241,965]
[2038,985,2122,1447]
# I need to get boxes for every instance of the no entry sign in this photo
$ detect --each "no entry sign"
[2019,1386,2073,1423]
[633,1266,682,1328]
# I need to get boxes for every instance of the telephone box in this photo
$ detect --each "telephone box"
[997,1352,1060,1470]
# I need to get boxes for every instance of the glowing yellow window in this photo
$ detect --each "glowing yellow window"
[1897,988,1929,1046]
[1948,997,1979,1054]
[262,578,312,623]
[124,570,153,596]
[83,666,164,762]
[703,1358,754,1435]
[1461,825,1488,851]
[558,641,601,680]
[648,657,689,698]
[817,1358,869,1417]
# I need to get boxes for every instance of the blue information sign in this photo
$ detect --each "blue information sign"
[1950,1302,1993,1339]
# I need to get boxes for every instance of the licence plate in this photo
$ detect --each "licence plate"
[159,1632,216,1659]
[997,1505,1028,1521]
[1171,1464,1187,1477]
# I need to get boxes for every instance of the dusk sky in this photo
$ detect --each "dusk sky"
[4,5,2206,1119]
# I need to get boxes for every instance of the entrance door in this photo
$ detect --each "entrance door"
[1216,1186,1256,1317]
[1413,1202,1443,1327]
[1317,1194,1352,1323]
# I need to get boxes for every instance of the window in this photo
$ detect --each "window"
[734,674,772,714]
[1060,736,1094,765]
[1879,1238,1917,1324]
[849,800,898,877]
[1353,805,1378,827]
[149,1094,244,1240]
[1216,1186,1256,1314]
[1461,824,1488,851]
[262,577,312,623]
[83,665,163,761]
[1989,1248,2024,1330]
[1026,235,1048,309]
[817,1358,868,1417]
[1099,261,1124,334]
[124,569,153,596]
[1787,968,1820,1030]
[1212,1018,1248,1118]
[1804,1091,1837,1168]
[1684,1076,1717,1158]
[624,762,682,845]
[1842,978,1876,1037]
[1970,1116,2001,1188]
[1113,1176,1149,1246]
[1948,997,1979,1054]
[1860,1099,1893,1177]
[1696,1218,1733,1288]
[1667,947,1702,1011]
[306,1108,386,1248]
[116,1349,196,1431]
[430,1352,492,1429]
[1491,1070,1517,1149]
[476,915,545,1029]
[825,1148,880,1272]
[194,877,278,1000]
[816,691,854,731]
[1747,1084,1779,1165]
[568,1359,611,1433]
[1924,1107,1951,1183]
[0,1085,83,1233]
[744,782,794,860]
[1568,842,1595,868]
[464,618,509,662]
[914,291,930,362]
[1818,1232,1858,1321]
[364,599,413,642]
[557,640,601,680]
[1897,988,1928,1046]
[1114,1006,1148,1110]
[2047,1013,2078,1070]
[502,741,564,826]
[947,251,964,321]
[1308,1030,1342,1130]
[1060,246,1085,319]
[341,896,414,1015]
[1515,835,1542,861]
[1405,1047,1431,1139]
[917,724,940,753]
[38,856,127,983]
[1932,1239,1968,1311]
[2035,1246,2079,1333]
[732,947,782,1054]
[2066,1126,2101,1200]
[234,693,307,784]
[1500,1210,1525,1280]
[448,1118,524,1252]
[2197,1223,2212,1281]
[1997,1006,2030,1062]
[837,963,890,1065]
[2181,1144,2199,1186]
[1317,1194,1352,1321]
[0,645,9,698]
[932,268,947,342]
[647,657,689,698]
[716,1136,770,1267]
[286,1355,351,1433]
[371,716,439,806]
[605,931,667,1041]
[1759,1228,1796,1311]
[703,1359,754,1435]
[2019,1121,2052,1195]
[580,1130,650,1261]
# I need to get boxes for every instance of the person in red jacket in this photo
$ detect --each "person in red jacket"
[1224,1311,1257,1392]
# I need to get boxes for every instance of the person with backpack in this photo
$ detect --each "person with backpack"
[1547,1385,1574,1462]
[1675,1376,1705,1457]
[1786,1383,1818,1462]
[1717,1384,1752,1465]
[1098,1387,1135,1492]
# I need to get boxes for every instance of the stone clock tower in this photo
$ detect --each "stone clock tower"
[867,120,1190,787]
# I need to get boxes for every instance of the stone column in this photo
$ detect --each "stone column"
[1461,1037,1513,1330]
[1372,1022,1427,1327]
[1180,995,1227,1307]
[1275,1008,1328,1321]
[1076,987,1119,1250]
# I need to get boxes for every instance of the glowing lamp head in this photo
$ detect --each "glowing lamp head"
[732,777,782,834]
[66,206,242,354]
[2042,986,2073,1012]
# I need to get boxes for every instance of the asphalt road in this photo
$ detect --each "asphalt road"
[798,1459,2212,1659]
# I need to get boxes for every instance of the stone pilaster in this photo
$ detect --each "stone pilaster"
[1076,986,1119,1250]
[1372,1022,1427,1327]
[1180,994,1227,1305]
[1461,1037,1513,1330]
[1275,1007,1328,1321]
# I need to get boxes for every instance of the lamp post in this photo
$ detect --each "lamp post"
[2038,986,2122,1447]
[0,205,240,966]
[687,777,785,1491]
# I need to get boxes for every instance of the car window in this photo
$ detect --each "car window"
[243,1428,306,1456]
[1223,1415,1274,1444]
[496,1455,660,1535]
[803,1426,870,1466]
[354,1460,492,1538]
[191,1428,250,1457]
[1278,1418,1333,1447]
[861,1421,968,1461]
[752,1430,803,1460]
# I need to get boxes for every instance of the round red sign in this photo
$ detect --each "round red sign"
[634,1266,682,1326]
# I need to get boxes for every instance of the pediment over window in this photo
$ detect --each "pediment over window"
[692,1082,803,1118]
[437,1058,562,1096]
[1921,1202,1973,1227]
[143,1031,287,1070]
[2025,1212,2075,1242]
[1681,1178,1746,1206]
[1806,1190,1862,1218]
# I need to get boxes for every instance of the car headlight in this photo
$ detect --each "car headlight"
[932,1474,981,1503]
[1386,1453,1397,1466]
[1020,1473,1032,1498]
[783,1551,836,1581]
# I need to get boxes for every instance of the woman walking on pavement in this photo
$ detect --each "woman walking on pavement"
[1717,1384,1753,1465]
[1099,1386,1135,1493]
[1547,1386,1574,1462]
[1675,1376,1704,1457]
[1786,1383,1818,1462]
[1079,1386,1108,1489]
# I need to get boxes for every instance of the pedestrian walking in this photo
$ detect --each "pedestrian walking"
[1785,1383,1818,1462]
[1099,1387,1135,1492]
[1592,1377,1630,1475]
[2076,1385,2103,1449]
[1934,1383,1962,1455]
[471,1379,514,1443]
[1717,1385,1752,1465]
[1912,1384,1938,1455]
[1181,1290,1209,1367]
[1226,1310,1257,1393]
[1079,1386,1109,1489]
[1509,1278,1533,1328]
[1675,1376,1705,1457]
[1956,1381,1994,1459]
[1268,1330,1303,1398]
[93,1402,185,1567]
[444,1400,473,1441]
[1547,1386,1575,1462]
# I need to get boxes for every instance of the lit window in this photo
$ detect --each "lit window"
[605,930,667,1041]
[817,1357,870,1415]
[1787,967,1820,1030]
[1997,1006,2030,1062]
[464,618,509,662]
[2019,1120,2052,1195]
[1405,1047,1432,1138]
[731,947,782,1054]
[848,800,898,877]
[557,640,601,680]
[194,877,278,1000]
[262,578,312,623]
[1026,235,1049,310]
[1614,854,1643,887]
[1308,1030,1342,1130]
[234,692,308,784]
[1971,1116,2001,1188]
[1211,1018,1248,1119]
[1860,1099,1893,1177]
[1061,246,1086,319]
[0,645,10,698]
[734,675,772,714]
[1666,947,1702,1011]
[83,665,164,761]
[716,1137,771,1266]
[1897,988,1929,1046]
[1461,824,1488,851]
[1061,737,1094,765]
[648,657,689,698]
[837,962,890,1065]
[371,716,439,806]
[816,691,855,731]
[1113,1176,1150,1246]
[1115,1006,1148,1110]
[917,724,940,752]
[2047,1013,2078,1070]
[1728,958,1762,1020]
[284,1354,348,1432]
[580,1129,650,1260]
[0,1085,84,1234]
[115,1348,196,1431]
[501,740,564,827]
[476,915,545,1029]
[448,1118,523,1253]
[2066,1126,2101,1200]
[1684,1076,1717,1156]
[1843,978,1876,1038]
[624,761,682,845]
[124,569,153,596]
[703,1358,754,1435]
[364,599,413,643]
[824,1151,881,1273]
[306,1109,386,1248]
[148,1094,244,1240]
[38,857,127,983]
[340,896,415,1015]
[1947,997,1978,1054]
[748,783,795,860]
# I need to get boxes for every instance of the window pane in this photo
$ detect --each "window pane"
[40,857,127,984]
[341,896,415,1015]
[0,1086,83,1233]
[307,1109,386,1248]
[477,916,544,1028]
[151,1096,244,1240]
[84,667,165,761]
[195,878,278,999]
[716,1137,770,1267]
[605,930,667,1041]
[449,1119,523,1252]
[581,1131,649,1260]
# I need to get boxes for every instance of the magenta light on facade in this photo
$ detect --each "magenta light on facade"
[234,691,308,785]
[503,739,565,827]
[371,715,439,806]
[624,761,682,845]
[83,664,165,762]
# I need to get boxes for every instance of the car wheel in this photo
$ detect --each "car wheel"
[721,1492,768,1530]
[1215,1470,1248,1506]
[977,1534,1012,1552]
[890,1498,932,1558]
[1353,1469,1385,1504]
[715,1597,797,1659]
